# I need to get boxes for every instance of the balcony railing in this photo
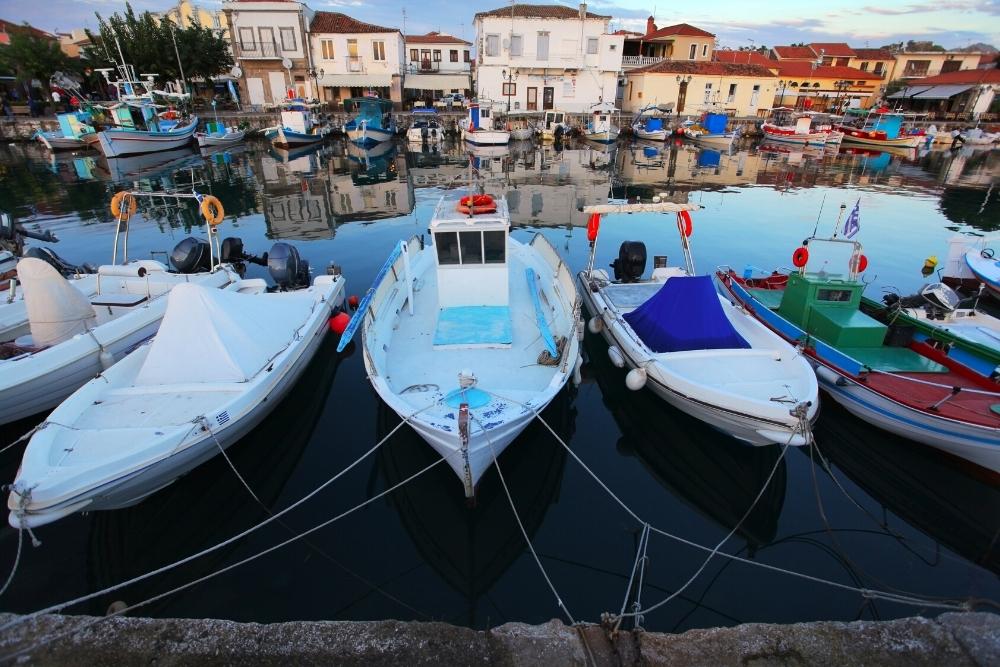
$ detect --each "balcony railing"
[236,41,283,59]
[622,55,665,68]
[407,61,440,73]
[347,55,363,72]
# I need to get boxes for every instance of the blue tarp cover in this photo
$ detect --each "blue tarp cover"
[623,275,750,353]
[704,112,728,134]
[646,118,663,131]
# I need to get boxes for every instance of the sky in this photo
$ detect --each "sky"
[6,0,999,50]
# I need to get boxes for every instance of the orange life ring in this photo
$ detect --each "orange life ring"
[456,194,497,215]
[677,210,693,237]
[792,246,809,268]
[110,191,137,220]
[851,254,868,273]
[586,212,601,242]
[200,195,225,226]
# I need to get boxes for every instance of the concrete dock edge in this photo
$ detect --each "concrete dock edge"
[0,611,997,665]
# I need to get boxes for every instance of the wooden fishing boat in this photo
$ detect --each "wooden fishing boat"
[584,102,620,143]
[345,192,581,497]
[761,108,828,146]
[683,112,741,150]
[96,114,198,157]
[196,119,246,148]
[631,104,671,141]
[461,103,511,146]
[580,202,818,446]
[34,112,98,151]
[344,97,396,146]
[717,235,1000,474]
[833,108,922,149]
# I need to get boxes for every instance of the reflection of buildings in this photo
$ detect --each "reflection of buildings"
[257,142,415,238]
[618,143,759,193]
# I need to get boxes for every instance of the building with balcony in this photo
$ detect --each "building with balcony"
[620,19,716,69]
[622,60,778,117]
[403,32,472,105]
[771,62,884,111]
[222,0,314,107]
[310,11,404,107]
[848,48,894,80]
[473,3,623,113]
[888,68,1000,119]
[891,51,984,80]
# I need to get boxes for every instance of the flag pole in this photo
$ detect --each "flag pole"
[831,202,847,238]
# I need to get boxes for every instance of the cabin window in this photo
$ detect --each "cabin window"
[279,27,296,51]
[510,34,523,57]
[587,37,599,55]
[459,231,483,263]
[321,39,335,60]
[486,34,500,57]
[817,288,852,302]
[688,43,697,60]
[484,231,505,263]
[436,232,460,265]
[372,41,386,61]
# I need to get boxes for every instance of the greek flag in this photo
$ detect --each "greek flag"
[843,199,860,239]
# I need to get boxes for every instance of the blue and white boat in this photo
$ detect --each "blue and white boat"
[683,112,741,150]
[343,192,581,497]
[35,111,99,151]
[96,109,199,158]
[272,103,330,148]
[584,101,620,144]
[631,104,670,141]
[344,97,396,147]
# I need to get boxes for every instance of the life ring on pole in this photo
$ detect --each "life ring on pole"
[677,210,693,237]
[586,212,601,242]
[200,195,225,226]
[109,191,137,220]
[792,246,809,268]
[850,253,868,273]
[456,194,497,215]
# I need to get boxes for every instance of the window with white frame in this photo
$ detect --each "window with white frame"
[727,83,736,102]
[372,40,386,61]
[510,34,523,56]
[279,27,296,51]
[321,39,335,60]
[586,37,598,55]
[688,43,697,60]
[485,34,499,57]
[433,49,441,62]
[703,82,713,104]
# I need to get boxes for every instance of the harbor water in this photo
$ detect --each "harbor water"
[0,137,997,631]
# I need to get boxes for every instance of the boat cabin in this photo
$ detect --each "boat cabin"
[345,97,393,128]
[429,195,511,348]
[541,110,568,134]
[589,102,618,133]
[466,103,503,132]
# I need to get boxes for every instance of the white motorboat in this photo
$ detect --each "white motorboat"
[461,103,510,146]
[406,108,444,143]
[579,202,818,446]
[539,109,572,141]
[584,102,620,144]
[7,271,346,528]
[347,193,581,497]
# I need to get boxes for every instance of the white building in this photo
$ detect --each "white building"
[310,11,405,107]
[473,3,624,113]
[404,32,472,105]
[223,0,315,106]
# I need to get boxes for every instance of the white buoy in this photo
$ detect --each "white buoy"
[572,356,583,386]
[626,367,647,391]
[588,316,603,334]
[607,346,625,368]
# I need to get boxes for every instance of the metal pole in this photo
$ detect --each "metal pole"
[171,24,187,94]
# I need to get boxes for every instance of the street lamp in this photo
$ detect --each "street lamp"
[834,79,850,112]
[778,79,787,107]
[308,67,325,102]
[675,74,691,115]
[501,68,518,112]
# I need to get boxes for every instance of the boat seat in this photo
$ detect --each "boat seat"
[747,287,784,310]
[91,293,148,308]
[604,282,664,311]
[433,306,512,349]
[840,347,949,373]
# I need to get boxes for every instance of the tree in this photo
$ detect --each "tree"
[0,25,77,93]
[904,40,945,52]
[84,3,232,91]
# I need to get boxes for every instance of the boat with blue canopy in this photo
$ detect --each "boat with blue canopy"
[579,201,818,446]
[631,104,671,141]
[833,108,922,149]
[343,97,396,146]
[683,111,741,150]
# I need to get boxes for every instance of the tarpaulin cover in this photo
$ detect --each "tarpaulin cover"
[623,275,750,353]
[697,149,721,168]
[704,113,728,134]
[17,258,96,347]
[646,118,663,131]
[135,283,315,385]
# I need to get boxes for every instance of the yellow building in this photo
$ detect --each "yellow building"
[621,19,716,69]
[772,61,884,111]
[157,0,228,39]
[889,51,984,80]
[623,61,778,117]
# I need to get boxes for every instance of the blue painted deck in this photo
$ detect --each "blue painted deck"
[434,306,512,347]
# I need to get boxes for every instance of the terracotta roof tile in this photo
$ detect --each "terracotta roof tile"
[774,61,883,80]
[644,22,714,39]
[715,50,774,67]
[405,32,470,45]
[772,46,816,60]
[916,68,1000,84]
[474,4,609,20]
[809,42,855,57]
[310,11,397,34]
[628,60,777,78]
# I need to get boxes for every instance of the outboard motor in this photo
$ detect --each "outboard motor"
[267,242,310,290]
[220,237,268,267]
[170,237,212,274]
[611,241,646,283]
[23,247,96,275]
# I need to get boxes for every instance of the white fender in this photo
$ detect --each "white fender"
[815,364,845,387]
[626,367,647,391]
[588,316,603,334]
[608,345,625,368]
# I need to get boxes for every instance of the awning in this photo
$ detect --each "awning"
[888,86,931,99]
[317,74,393,87]
[403,73,471,90]
[912,84,975,100]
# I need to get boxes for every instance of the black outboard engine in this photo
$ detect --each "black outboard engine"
[23,247,96,275]
[170,237,212,274]
[267,242,310,290]
[611,241,646,283]
[220,237,268,267]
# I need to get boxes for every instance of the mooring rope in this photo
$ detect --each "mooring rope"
[0,399,439,635]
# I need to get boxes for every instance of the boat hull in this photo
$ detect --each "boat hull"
[463,129,511,145]
[36,132,89,151]
[347,126,394,146]
[585,128,619,144]
[964,250,1000,299]
[196,130,245,147]
[838,132,921,149]
[761,126,828,146]
[633,128,668,141]
[96,117,199,158]
[273,126,326,147]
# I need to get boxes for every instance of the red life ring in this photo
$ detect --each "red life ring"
[851,254,868,273]
[677,210,693,237]
[792,246,809,268]
[456,194,497,215]
[586,212,601,242]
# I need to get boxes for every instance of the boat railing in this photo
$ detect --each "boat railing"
[530,233,575,308]
[368,236,422,324]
